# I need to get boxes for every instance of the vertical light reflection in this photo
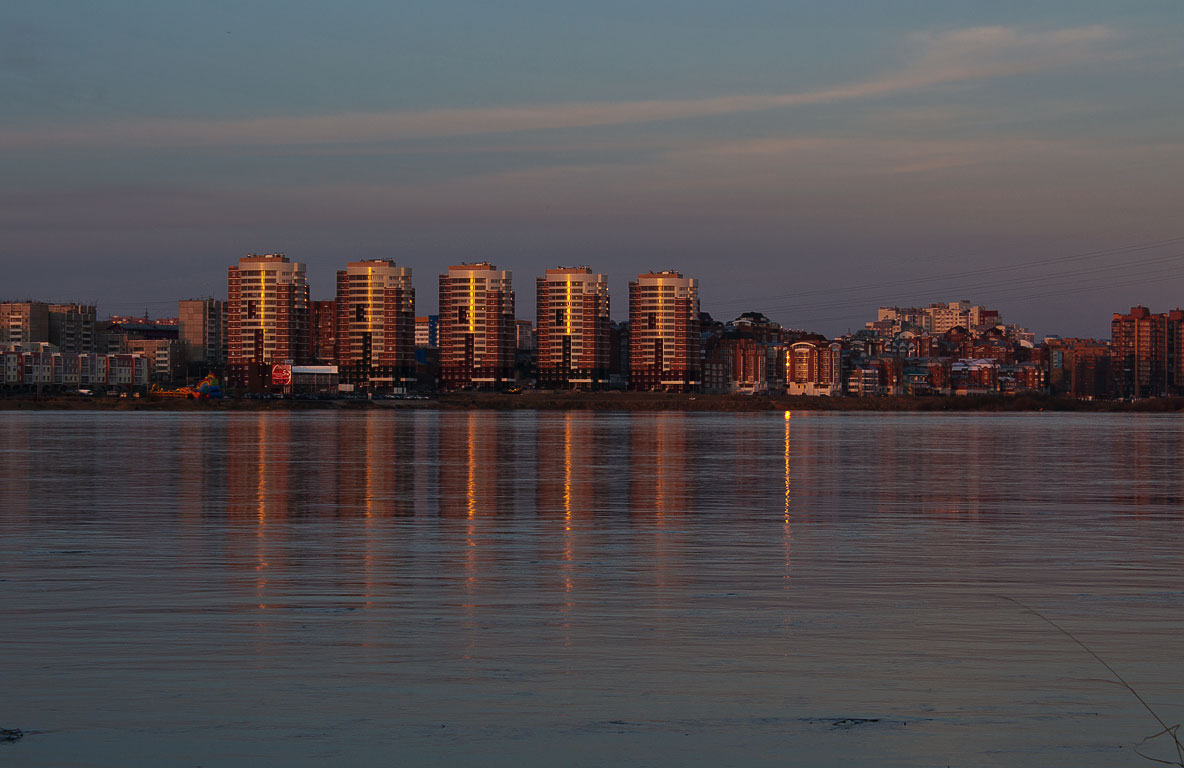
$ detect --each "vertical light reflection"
[462,411,480,659]
[363,411,377,609]
[254,414,269,610]
[562,413,575,610]
[629,414,690,593]
[464,411,479,606]
[1,417,32,519]
[783,410,793,587]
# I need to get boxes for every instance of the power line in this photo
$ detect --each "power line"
[740,250,1184,320]
[779,270,1182,330]
[709,236,1184,308]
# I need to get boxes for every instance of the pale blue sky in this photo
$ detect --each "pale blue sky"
[2,1,1182,336]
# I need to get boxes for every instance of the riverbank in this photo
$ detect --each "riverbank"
[3,392,1183,412]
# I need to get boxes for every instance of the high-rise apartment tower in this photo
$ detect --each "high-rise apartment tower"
[226,254,311,387]
[536,266,611,389]
[438,262,515,389]
[335,260,416,390]
[628,271,701,392]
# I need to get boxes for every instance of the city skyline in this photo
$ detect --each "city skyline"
[6,241,1182,343]
[3,2,1183,337]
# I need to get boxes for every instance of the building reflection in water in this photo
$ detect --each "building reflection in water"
[0,416,33,522]
[534,412,610,623]
[196,409,1184,621]
[784,410,792,587]
[224,414,288,610]
[628,414,692,600]
[437,411,523,519]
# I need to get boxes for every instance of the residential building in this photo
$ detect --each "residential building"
[608,321,629,387]
[227,253,312,388]
[48,304,96,353]
[950,358,1000,395]
[2,345,150,390]
[867,306,923,337]
[786,339,843,396]
[1046,338,1111,399]
[311,300,338,363]
[438,262,516,389]
[846,366,883,397]
[871,302,1013,337]
[414,315,439,348]
[1000,363,1046,393]
[126,337,184,382]
[1,301,50,346]
[98,320,179,355]
[628,271,700,392]
[535,266,611,389]
[516,319,537,352]
[702,337,785,394]
[729,312,785,343]
[178,298,227,367]
[1110,306,1179,398]
[335,259,416,391]
[926,301,999,334]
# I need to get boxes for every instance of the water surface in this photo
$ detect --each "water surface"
[1,411,1182,766]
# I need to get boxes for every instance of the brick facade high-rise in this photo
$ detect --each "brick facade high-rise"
[536,266,611,389]
[335,260,415,390]
[1110,306,1180,398]
[311,300,338,364]
[438,263,515,390]
[226,254,311,387]
[628,271,700,392]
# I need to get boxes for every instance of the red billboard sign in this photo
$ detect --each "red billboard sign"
[271,364,292,386]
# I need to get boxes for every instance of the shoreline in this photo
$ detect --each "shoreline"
[2,392,1183,413]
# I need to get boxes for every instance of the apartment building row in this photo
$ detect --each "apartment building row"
[9,260,1178,400]
[215,254,703,392]
[2,344,150,389]
[2,301,97,352]
[2,301,200,384]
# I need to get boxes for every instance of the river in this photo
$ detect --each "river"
[1,411,1181,766]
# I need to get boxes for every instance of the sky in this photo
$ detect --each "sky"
[2,0,1182,338]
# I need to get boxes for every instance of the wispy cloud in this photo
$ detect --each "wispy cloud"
[0,25,1115,151]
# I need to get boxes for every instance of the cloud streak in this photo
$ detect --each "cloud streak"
[0,25,1114,151]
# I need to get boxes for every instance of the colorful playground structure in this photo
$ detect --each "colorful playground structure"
[150,373,224,399]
